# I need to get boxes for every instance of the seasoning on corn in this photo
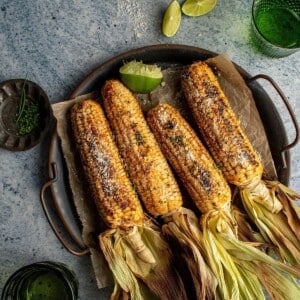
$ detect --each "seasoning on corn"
[70,99,186,300]
[147,102,300,300]
[102,79,182,217]
[70,100,144,229]
[102,79,216,300]
[181,61,300,265]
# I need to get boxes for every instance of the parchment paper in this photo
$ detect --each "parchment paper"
[51,54,277,289]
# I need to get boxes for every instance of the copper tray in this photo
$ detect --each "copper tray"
[40,44,299,255]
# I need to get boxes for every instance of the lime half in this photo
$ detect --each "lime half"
[182,0,217,17]
[119,61,163,94]
[162,0,182,37]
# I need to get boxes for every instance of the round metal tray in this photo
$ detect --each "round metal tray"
[41,44,299,255]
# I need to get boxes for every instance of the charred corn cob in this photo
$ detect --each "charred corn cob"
[181,61,263,187]
[181,61,300,265]
[147,102,300,300]
[102,79,183,217]
[147,102,231,214]
[70,99,144,229]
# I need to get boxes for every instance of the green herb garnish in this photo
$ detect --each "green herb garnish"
[16,79,27,123]
[17,102,39,135]
[15,80,40,135]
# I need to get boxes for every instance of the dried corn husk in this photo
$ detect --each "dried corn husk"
[162,207,218,300]
[201,208,265,300]
[201,207,300,300]
[241,181,300,265]
[99,223,187,300]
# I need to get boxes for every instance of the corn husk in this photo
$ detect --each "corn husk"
[99,223,187,300]
[162,207,218,300]
[238,261,300,300]
[240,180,300,265]
[111,281,154,300]
[201,208,265,300]
[231,205,266,244]
[201,207,300,300]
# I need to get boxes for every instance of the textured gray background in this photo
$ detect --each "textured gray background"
[0,0,299,299]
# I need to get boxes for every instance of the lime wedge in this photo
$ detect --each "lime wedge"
[162,0,182,37]
[119,61,163,94]
[182,0,217,17]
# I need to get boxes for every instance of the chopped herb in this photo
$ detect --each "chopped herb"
[16,102,39,135]
[15,79,27,123]
[163,120,175,130]
[135,132,144,145]
[15,80,40,135]
[169,135,184,146]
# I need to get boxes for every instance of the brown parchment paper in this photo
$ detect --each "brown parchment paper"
[51,54,277,290]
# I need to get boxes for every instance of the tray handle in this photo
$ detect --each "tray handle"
[247,74,299,168]
[40,162,90,256]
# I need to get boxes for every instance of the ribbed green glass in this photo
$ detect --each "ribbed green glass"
[251,0,300,57]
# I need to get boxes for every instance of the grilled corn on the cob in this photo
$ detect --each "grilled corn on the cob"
[147,102,300,300]
[147,102,231,214]
[181,61,263,187]
[181,61,300,265]
[70,99,143,229]
[102,79,183,217]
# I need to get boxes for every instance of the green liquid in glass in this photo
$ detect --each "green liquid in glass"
[255,7,300,48]
[21,271,69,300]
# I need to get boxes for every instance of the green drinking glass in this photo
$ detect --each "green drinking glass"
[251,0,300,57]
[1,261,78,300]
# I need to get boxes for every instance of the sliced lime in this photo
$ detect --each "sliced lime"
[182,0,217,17]
[162,0,182,37]
[119,61,163,94]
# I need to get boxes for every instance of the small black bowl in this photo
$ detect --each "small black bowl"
[0,79,53,151]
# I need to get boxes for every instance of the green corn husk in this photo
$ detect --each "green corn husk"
[231,205,266,244]
[111,277,157,300]
[240,180,300,265]
[111,283,126,300]
[111,281,141,300]
[162,207,218,300]
[238,261,300,300]
[201,207,300,300]
[99,223,187,300]
[202,208,265,300]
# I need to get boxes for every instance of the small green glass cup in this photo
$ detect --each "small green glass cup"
[1,261,78,300]
[251,0,300,57]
